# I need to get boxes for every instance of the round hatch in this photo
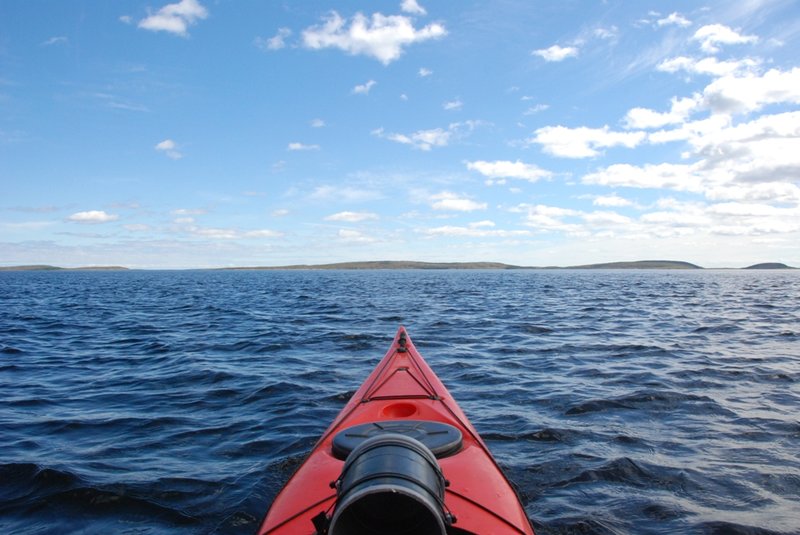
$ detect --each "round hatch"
[332,420,463,460]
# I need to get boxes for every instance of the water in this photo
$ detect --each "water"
[1,269,798,535]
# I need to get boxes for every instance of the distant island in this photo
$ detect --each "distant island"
[744,263,795,269]
[1,260,796,271]
[568,260,702,269]
[0,265,129,271]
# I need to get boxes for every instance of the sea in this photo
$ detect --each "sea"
[1,269,798,535]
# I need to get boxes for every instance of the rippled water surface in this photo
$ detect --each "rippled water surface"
[1,269,799,534]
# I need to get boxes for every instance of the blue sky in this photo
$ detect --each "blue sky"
[1,0,799,268]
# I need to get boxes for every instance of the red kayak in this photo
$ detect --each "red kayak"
[257,327,535,535]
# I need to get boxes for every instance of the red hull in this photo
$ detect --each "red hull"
[257,327,535,535]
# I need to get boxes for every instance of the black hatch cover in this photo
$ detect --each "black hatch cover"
[332,420,463,460]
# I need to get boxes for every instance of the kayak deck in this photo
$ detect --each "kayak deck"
[258,327,535,535]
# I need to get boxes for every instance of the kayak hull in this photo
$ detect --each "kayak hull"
[257,327,535,535]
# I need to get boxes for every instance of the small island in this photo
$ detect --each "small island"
[0,265,129,271]
[568,260,702,270]
[744,263,795,269]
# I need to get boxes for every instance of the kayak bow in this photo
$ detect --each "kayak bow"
[258,327,535,535]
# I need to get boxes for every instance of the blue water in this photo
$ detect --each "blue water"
[1,269,799,535]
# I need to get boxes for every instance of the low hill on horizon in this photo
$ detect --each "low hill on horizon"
[568,260,703,269]
[744,262,795,269]
[0,265,129,271]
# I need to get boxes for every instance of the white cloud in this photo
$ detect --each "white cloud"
[272,209,290,217]
[352,80,377,95]
[594,26,619,40]
[401,0,427,15]
[692,24,758,53]
[373,122,482,151]
[430,192,487,211]
[657,12,691,27]
[466,160,552,184]
[172,208,207,216]
[657,56,760,77]
[244,229,283,238]
[288,142,320,151]
[421,225,530,238]
[532,45,579,62]
[583,162,705,192]
[68,210,119,224]
[624,95,702,129]
[41,36,68,46]
[418,67,433,77]
[523,103,549,115]
[120,15,133,25]
[124,224,150,232]
[593,194,634,207]
[705,182,800,204]
[324,211,379,222]
[256,28,292,51]
[337,229,377,243]
[310,118,326,128]
[531,125,646,158]
[443,99,462,110]
[301,11,446,65]
[582,210,632,225]
[185,225,283,240]
[138,0,208,37]
[155,139,183,159]
[522,204,583,233]
[702,67,800,114]
[310,185,383,203]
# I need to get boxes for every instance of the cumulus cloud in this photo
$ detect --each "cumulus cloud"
[373,121,482,151]
[593,194,634,207]
[657,12,691,27]
[583,163,704,192]
[466,160,552,184]
[430,192,487,211]
[138,0,208,37]
[692,24,758,53]
[443,99,462,110]
[401,0,427,15]
[421,225,530,238]
[657,56,760,77]
[522,204,583,233]
[531,125,646,158]
[523,103,549,115]
[301,11,446,65]
[624,95,702,129]
[418,67,433,77]
[352,80,377,94]
[310,118,326,128]
[288,142,320,151]
[68,210,119,223]
[155,139,183,159]
[532,45,579,62]
[324,211,379,222]
[255,28,292,51]
[702,67,800,114]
